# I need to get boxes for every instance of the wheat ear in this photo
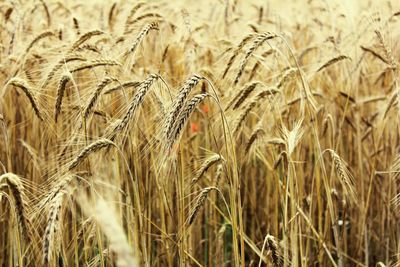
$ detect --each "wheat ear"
[7,78,44,121]
[234,32,277,84]
[69,30,104,52]
[54,73,72,122]
[68,139,116,170]
[191,154,223,185]
[83,77,118,120]
[125,22,159,56]
[222,33,255,78]
[327,149,357,203]
[0,173,32,243]
[42,191,64,266]
[168,93,208,148]
[107,74,159,139]
[188,187,217,225]
[316,55,350,72]
[163,74,203,140]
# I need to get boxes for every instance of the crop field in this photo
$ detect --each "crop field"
[0,0,400,266]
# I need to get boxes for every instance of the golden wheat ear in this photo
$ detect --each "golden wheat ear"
[265,235,284,267]
[234,32,278,85]
[327,149,357,203]
[191,153,223,186]
[124,22,159,57]
[163,74,204,140]
[69,30,104,52]
[167,93,209,149]
[54,73,72,122]
[6,78,44,121]
[188,186,217,226]
[83,76,118,121]
[0,173,33,244]
[68,139,116,170]
[42,191,64,266]
[107,74,159,139]
[316,55,350,72]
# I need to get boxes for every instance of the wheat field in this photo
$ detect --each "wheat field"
[0,0,400,266]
